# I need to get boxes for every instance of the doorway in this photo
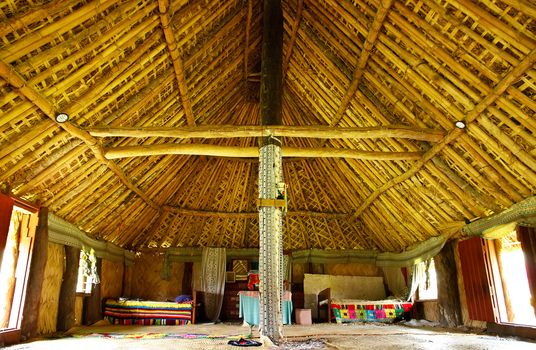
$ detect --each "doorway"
[495,231,536,326]
[0,204,39,332]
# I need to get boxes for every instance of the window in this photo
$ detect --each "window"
[76,248,99,294]
[417,259,438,300]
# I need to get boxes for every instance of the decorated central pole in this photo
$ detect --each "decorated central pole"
[258,0,284,344]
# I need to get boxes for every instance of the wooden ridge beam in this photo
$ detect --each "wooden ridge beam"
[330,0,393,127]
[104,143,423,160]
[0,59,159,211]
[163,205,348,219]
[89,124,445,141]
[351,48,536,220]
[158,0,196,126]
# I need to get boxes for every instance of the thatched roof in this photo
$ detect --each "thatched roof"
[0,0,534,252]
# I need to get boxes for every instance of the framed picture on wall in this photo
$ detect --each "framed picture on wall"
[226,271,236,283]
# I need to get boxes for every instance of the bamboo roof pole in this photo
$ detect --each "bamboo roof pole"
[282,0,304,74]
[48,162,104,209]
[487,106,536,147]
[352,48,536,219]
[301,161,350,248]
[0,119,55,162]
[56,158,140,216]
[477,115,536,172]
[287,164,321,248]
[241,164,257,248]
[330,0,393,128]
[368,57,522,205]
[33,14,160,99]
[0,0,81,37]
[158,0,196,126]
[0,59,159,211]
[389,5,536,137]
[243,0,253,80]
[468,123,535,189]
[16,2,159,77]
[376,193,425,244]
[89,125,445,141]
[452,0,536,53]
[1,132,70,180]
[15,145,84,194]
[0,0,118,63]
[389,4,498,95]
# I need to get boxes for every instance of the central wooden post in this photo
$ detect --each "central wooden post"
[258,0,283,343]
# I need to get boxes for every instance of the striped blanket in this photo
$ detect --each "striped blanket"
[104,299,193,325]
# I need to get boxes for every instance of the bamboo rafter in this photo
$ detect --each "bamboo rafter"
[283,0,304,74]
[158,0,196,126]
[88,124,444,141]
[104,143,422,160]
[351,48,536,220]
[0,59,159,211]
[330,0,393,127]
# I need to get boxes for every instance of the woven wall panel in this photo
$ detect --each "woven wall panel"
[37,242,64,335]
[101,259,124,299]
[130,253,185,301]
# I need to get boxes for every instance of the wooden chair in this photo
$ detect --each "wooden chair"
[318,288,333,323]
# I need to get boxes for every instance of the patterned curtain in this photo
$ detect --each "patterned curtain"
[201,247,226,322]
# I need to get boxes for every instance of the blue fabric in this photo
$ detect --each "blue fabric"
[238,294,292,326]
[174,295,192,303]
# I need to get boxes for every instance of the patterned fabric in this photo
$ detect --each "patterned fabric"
[103,299,193,325]
[201,247,226,322]
[258,142,284,342]
[331,300,412,323]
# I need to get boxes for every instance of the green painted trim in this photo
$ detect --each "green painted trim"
[463,196,536,237]
[48,213,135,265]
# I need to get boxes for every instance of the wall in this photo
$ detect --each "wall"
[414,300,440,322]
[130,253,185,301]
[36,242,63,335]
[100,259,124,300]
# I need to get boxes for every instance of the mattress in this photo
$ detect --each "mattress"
[104,299,193,325]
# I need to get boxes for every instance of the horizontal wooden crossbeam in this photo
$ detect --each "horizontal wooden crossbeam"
[88,125,445,142]
[104,143,423,160]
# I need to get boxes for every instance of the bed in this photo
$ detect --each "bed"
[104,291,201,325]
[318,288,412,324]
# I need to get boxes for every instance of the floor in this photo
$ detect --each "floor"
[5,321,536,349]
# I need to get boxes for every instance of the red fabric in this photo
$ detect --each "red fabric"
[0,193,14,254]
[247,274,259,290]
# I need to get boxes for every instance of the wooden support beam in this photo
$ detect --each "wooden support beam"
[436,240,463,327]
[330,0,393,127]
[88,124,445,142]
[0,59,159,211]
[56,245,80,332]
[351,48,536,220]
[158,0,196,126]
[104,143,422,160]
[163,206,347,219]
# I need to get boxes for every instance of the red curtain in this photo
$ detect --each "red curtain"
[516,225,536,317]
[0,193,15,261]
